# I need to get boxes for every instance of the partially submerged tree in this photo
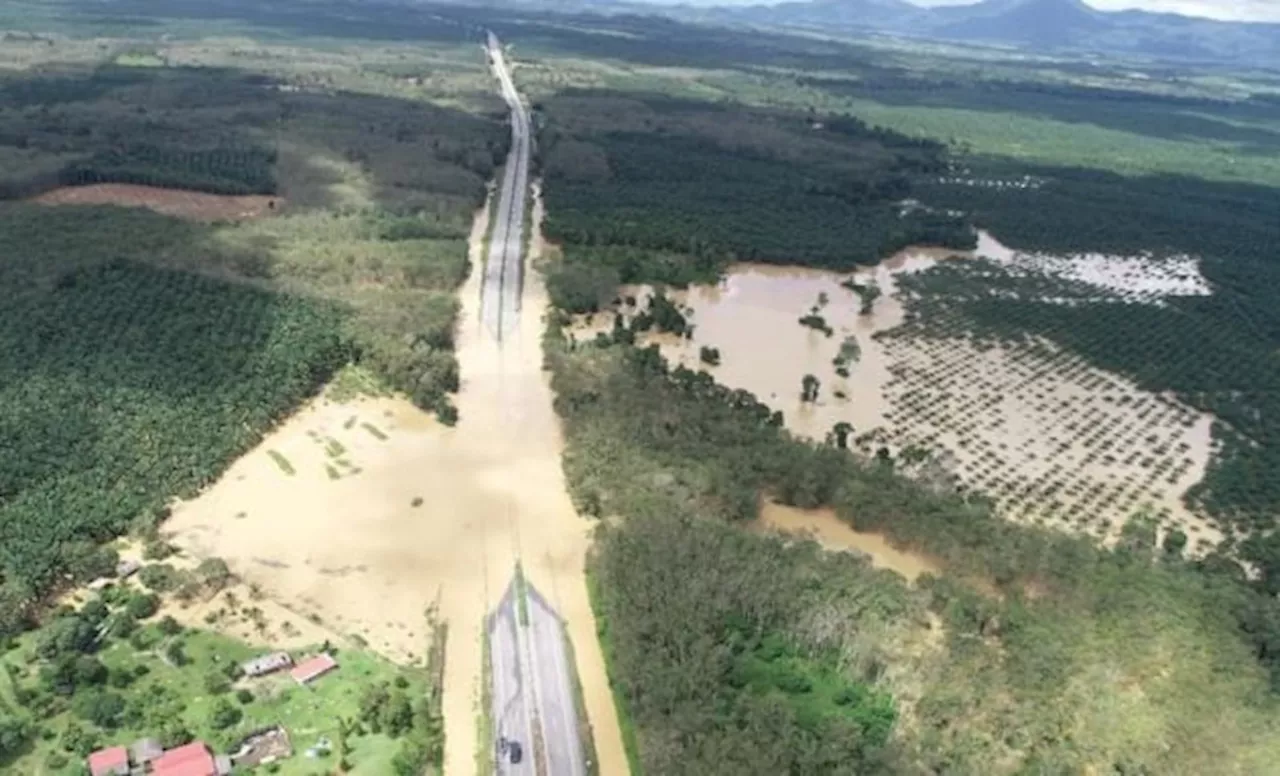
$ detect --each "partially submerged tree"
[833,422,854,449]
[801,374,820,402]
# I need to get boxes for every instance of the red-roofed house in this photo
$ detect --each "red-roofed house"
[87,746,129,776]
[290,653,338,685]
[151,741,220,776]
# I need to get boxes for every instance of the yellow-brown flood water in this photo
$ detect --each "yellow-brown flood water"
[754,502,940,582]
[166,191,628,776]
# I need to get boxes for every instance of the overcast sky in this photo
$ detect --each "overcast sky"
[643,0,1280,23]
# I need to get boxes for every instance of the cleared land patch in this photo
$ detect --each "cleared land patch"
[34,184,280,221]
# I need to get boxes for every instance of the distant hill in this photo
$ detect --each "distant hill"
[929,0,1108,47]
[706,0,1280,67]
[443,0,1280,67]
[733,0,921,30]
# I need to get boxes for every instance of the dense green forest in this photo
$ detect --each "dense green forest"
[512,9,1280,771]
[0,55,506,417]
[592,511,902,775]
[0,205,349,617]
[0,27,504,624]
[0,64,503,211]
[536,91,974,301]
[546,320,1280,774]
[0,67,282,199]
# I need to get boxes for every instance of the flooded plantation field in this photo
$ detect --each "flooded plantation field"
[571,234,1223,552]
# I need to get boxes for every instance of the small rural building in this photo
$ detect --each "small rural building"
[240,651,293,678]
[151,741,226,776]
[87,746,130,776]
[290,653,338,685]
[130,737,164,766]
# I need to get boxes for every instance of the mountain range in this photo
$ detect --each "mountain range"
[489,0,1280,68]
[701,0,1280,66]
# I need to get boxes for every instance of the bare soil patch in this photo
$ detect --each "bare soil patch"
[34,184,280,221]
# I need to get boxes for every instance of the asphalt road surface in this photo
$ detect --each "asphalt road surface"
[488,579,536,776]
[488,575,587,776]
[481,32,530,342]
[525,585,587,776]
[481,33,588,776]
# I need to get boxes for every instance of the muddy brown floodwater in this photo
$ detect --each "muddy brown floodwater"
[754,502,940,582]
[577,243,970,439]
[165,191,627,776]
[573,232,1222,553]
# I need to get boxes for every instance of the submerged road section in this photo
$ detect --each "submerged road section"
[480,32,591,776]
[482,32,531,342]
[488,572,587,776]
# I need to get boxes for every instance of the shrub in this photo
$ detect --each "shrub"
[209,698,243,730]
[125,592,159,620]
[72,690,125,728]
[143,540,176,561]
[204,672,231,695]
[138,564,179,592]
[545,262,620,314]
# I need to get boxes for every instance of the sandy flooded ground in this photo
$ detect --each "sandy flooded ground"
[34,183,280,221]
[572,233,1222,552]
[165,192,627,776]
[64,540,340,652]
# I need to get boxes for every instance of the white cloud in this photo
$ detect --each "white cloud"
[904,0,1280,23]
